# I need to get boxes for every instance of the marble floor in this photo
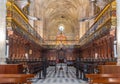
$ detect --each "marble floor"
[32,65,88,84]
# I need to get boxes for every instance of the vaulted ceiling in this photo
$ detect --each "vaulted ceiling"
[15,0,109,45]
[33,0,92,42]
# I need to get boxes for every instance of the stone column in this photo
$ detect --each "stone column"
[116,0,120,65]
[0,0,7,64]
[89,0,95,27]
[79,22,83,38]
[82,22,86,35]
[29,0,34,27]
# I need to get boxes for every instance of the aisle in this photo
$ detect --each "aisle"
[32,66,88,84]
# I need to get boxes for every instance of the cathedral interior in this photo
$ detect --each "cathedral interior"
[0,0,119,84]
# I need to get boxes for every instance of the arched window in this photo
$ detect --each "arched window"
[56,24,67,45]
[58,25,64,32]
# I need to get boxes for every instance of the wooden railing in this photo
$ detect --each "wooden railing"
[6,1,43,45]
[78,58,117,63]
[79,1,116,46]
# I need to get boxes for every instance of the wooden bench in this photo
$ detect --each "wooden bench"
[97,65,120,74]
[91,78,120,84]
[0,74,34,84]
[0,77,28,84]
[86,74,120,84]
[0,64,23,74]
[0,74,34,78]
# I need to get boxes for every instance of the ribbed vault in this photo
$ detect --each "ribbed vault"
[41,0,90,41]
[14,0,109,45]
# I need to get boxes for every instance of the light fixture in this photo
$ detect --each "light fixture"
[79,14,98,22]
[28,15,41,21]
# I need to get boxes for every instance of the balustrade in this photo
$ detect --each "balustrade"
[7,1,43,45]
[80,1,116,46]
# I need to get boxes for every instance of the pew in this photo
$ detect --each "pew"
[74,58,117,80]
[0,64,23,74]
[91,78,120,84]
[0,77,29,84]
[6,58,48,79]
[6,59,44,78]
[86,74,120,84]
[97,65,120,74]
[0,74,34,84]
[0,74,34,78]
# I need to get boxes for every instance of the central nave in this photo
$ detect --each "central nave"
[32,65,88,84]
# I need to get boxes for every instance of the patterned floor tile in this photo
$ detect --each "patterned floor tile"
[32,64,88,84]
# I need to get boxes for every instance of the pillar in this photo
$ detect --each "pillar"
[89,0,95,27]
[79,22,83,38]
[82,22,86,35]
[29,0,34,27]
[0,0,7,64]
[116,0,120,65]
